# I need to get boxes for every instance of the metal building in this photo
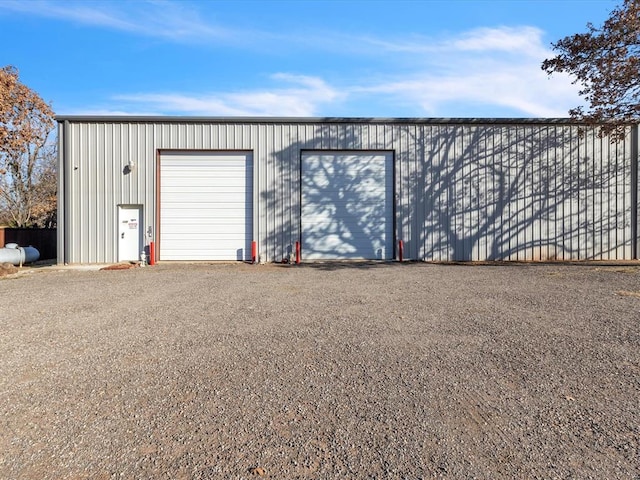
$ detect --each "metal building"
[56,117,640,264]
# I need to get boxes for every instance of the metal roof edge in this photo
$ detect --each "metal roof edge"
[55,115,591,125]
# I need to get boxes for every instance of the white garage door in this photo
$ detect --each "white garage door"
[301,151,393,260]
[160,151,253,261]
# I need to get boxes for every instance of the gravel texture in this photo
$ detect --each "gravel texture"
[1,262,639,479]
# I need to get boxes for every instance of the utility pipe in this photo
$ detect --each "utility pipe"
[149,242,155,265]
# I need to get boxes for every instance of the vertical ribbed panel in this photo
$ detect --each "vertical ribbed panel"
[61,119,636,263]
[416,124,633,261]
[635,126,640,259]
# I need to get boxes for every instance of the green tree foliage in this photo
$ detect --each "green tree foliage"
[542,0,640,139]
[0,65,56,227]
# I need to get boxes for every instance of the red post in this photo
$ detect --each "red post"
[398,240,404,262]
[251,241,257,264]
[295,241,301,264]
[149,241,155,265]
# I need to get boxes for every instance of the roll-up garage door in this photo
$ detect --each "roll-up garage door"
[160,151,253,261]
[301,151,393,260]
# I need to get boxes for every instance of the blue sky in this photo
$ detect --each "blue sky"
[0,0,617,118]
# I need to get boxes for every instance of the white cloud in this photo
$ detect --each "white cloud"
[112,74,343,116]
[351,26,582,117]
[101,25,581,118]
[329,26,549,60]
[451,26,549,56]
[359,66,579,118]
[20,0,582,120]
[0,0,234,42]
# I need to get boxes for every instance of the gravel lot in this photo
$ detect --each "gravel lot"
[1,262,639,479]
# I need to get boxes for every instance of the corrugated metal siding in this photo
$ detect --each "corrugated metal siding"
[58,119,637,264]
[412,124,633,261]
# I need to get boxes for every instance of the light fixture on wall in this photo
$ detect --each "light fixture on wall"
[123,159,135,175]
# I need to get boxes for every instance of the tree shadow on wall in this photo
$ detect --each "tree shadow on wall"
[262,123,631,263]
[262,124,397,263]
[411,125,630,261]
[300,152,392,260]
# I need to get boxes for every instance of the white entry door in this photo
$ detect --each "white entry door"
[118,205,142,262]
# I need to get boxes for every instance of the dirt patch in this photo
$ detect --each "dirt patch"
[99,261,140,271]
[0,262,18,277]
[616,290,640,298]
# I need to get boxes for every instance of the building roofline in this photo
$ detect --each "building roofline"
[56,115,594,125]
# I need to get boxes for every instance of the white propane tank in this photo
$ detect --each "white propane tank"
[0,243,40,266]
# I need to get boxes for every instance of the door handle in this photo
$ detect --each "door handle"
[121,232,125,239]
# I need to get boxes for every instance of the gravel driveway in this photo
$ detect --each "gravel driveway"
[1,262,639,479]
